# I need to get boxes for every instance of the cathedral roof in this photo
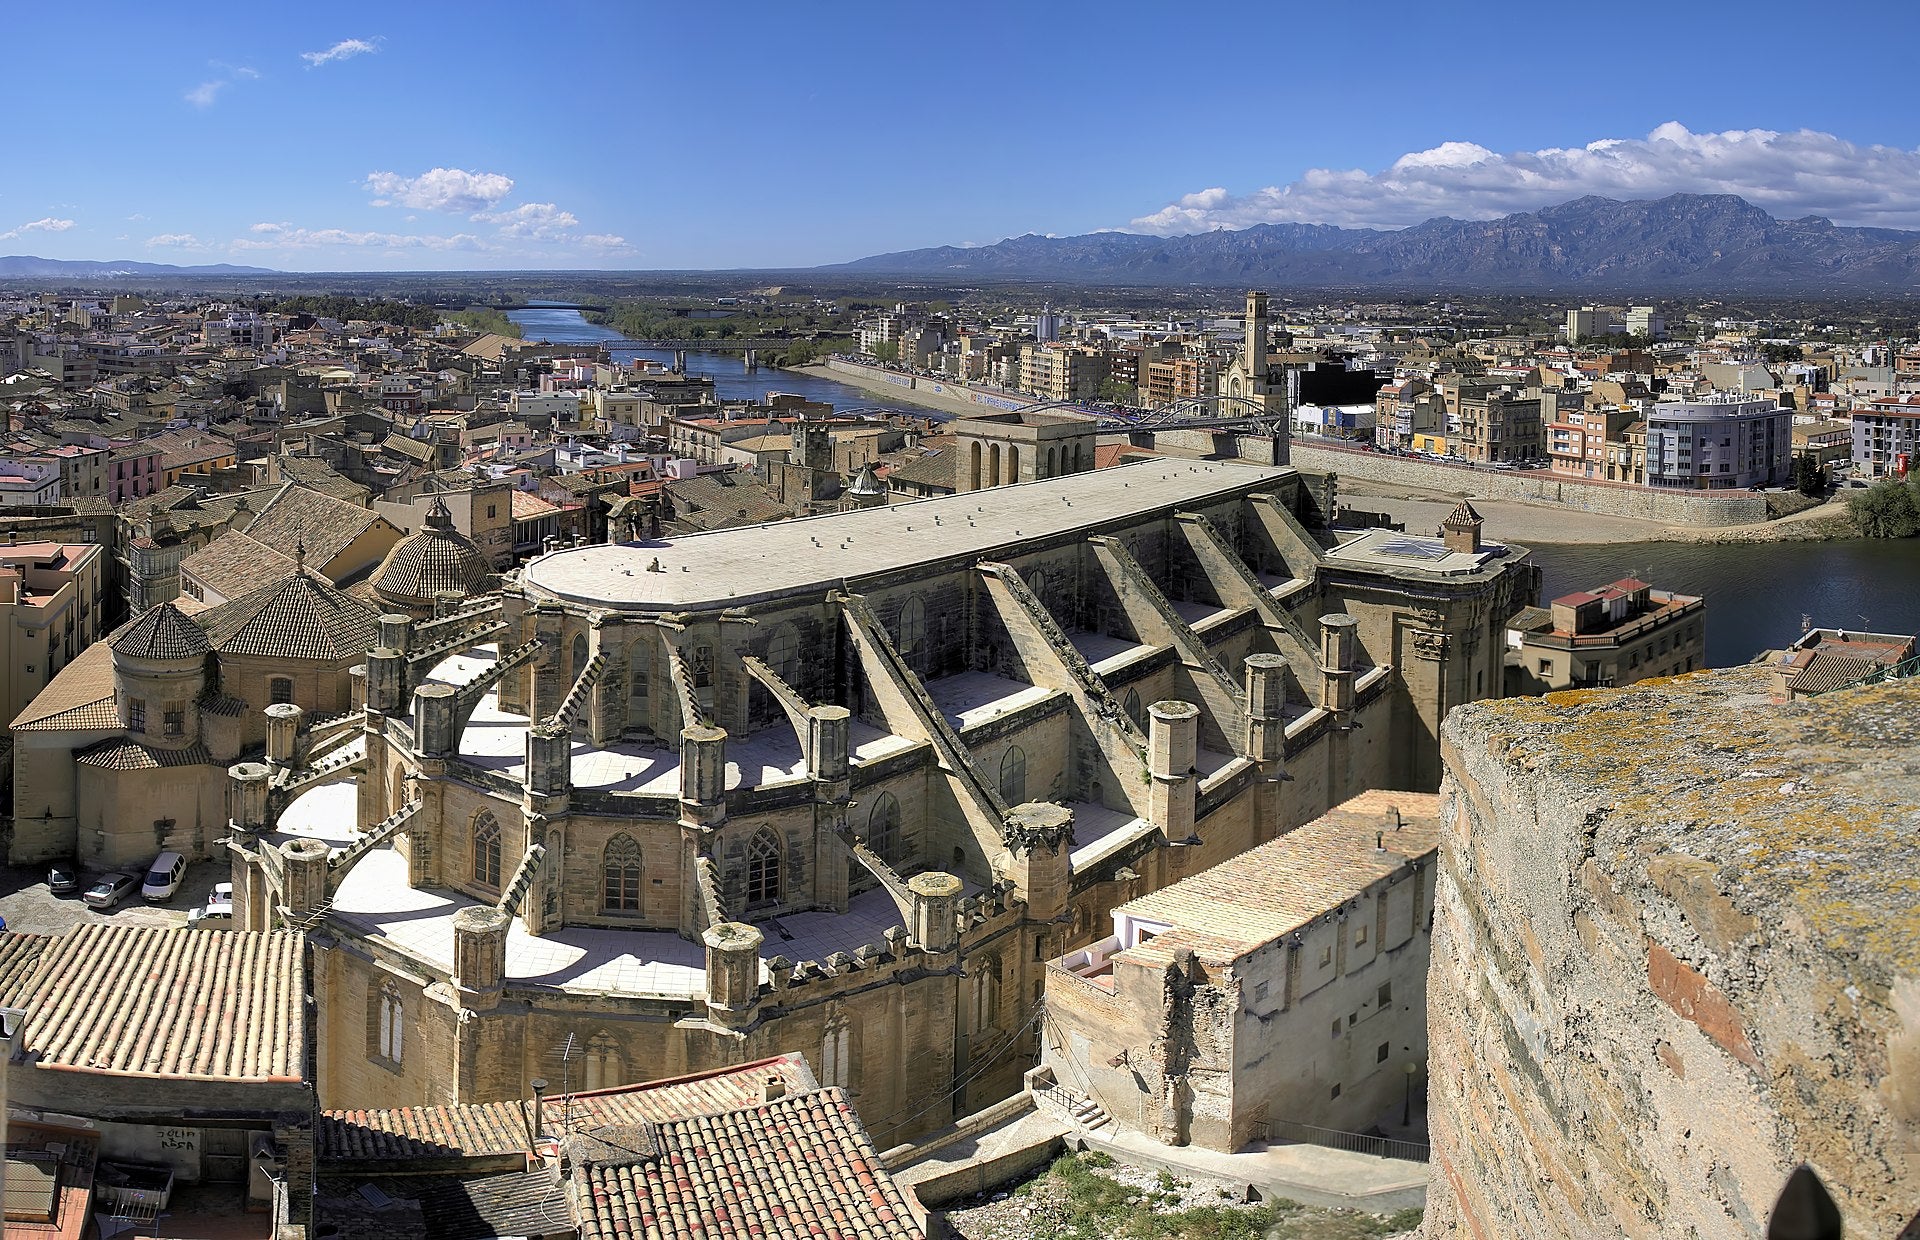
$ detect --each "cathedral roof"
[370,495,494,608]
[108,602,211,660]
[198,571,381,661]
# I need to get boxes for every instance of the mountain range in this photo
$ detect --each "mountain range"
[0,256,277,278]
[831,194,1920,291]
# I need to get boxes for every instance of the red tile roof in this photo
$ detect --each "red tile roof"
[574,1086,922,1240]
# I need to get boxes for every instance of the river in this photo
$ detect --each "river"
[508,308,1920,668]
[506,305,927,416]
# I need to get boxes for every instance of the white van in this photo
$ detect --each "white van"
[141,851,188,903]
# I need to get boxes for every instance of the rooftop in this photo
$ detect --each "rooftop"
[522,459,1291,611]
[1324,528,1511,578]
[1116,789,1441,966]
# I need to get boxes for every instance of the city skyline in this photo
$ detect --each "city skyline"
[10,1,1920,271]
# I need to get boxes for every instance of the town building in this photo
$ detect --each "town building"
[1503,578,1705,694]
[1456,386,1544,464]
[0,925,315,1233]
[1018,342,1110,403]
[216,459,1535,1146]
[0,540,104,726]
[1044,790,1439,1152]
[1644,394,1792,490]
[1849,393,1920,478]
[1763,627,1915,702]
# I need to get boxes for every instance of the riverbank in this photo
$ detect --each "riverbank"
[790,361,1005,420]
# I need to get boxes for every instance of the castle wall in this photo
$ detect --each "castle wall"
[1425,671,1920,1238]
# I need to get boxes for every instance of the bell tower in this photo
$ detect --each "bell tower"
[1244,289,1268,391]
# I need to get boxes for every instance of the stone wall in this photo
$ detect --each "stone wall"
[1291,443,1768,527]
[1425,668,1920,1238]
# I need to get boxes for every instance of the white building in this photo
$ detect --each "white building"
[1645,394,1792,490]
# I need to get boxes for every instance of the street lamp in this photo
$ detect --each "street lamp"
[1402,1061,1418,1128]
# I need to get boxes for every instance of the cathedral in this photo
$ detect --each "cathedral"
[218,458,1536,1144]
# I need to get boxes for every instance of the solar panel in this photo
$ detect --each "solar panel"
[1375,537,1453,561]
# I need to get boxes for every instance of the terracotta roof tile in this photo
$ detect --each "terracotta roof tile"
[180,530,298,600]
[319,1053,817,1163]
[246,483,395,569]
[108,602,210,659]
[11,642,117,731]
[198,571,381,661]
[75,740,212,770]
[574,1086,921,1240]
[0,933,52,1006]
[15,925,306,1082]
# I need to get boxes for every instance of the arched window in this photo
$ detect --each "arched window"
[1124,688,1144,729]
[897,596,925,670]
[570,633,589,679]
[1045,446,1057,478]
[1026,567,1049,614]
[766,622,799,683]
[374,981,404,1066]
[988,442,1002,488]
[472,811,502,889]
[969,441,982,491]
[603,833,642,913]
[584,1032,622,1092]
[746,831,781,905]
[821,1009,851,1089]
[1008,445,1020,482]
[269,676,294,705]
[867,792,901,865]
[999,745,1026,804]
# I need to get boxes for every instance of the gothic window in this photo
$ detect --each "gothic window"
[867,792,901,865]
[896,596,925,670]
[269,676,294,705]
[746,831,781,906]
[373,982,404,1066]
[1124,688,1144,729]
[472,811,502,889]
[570,633,589,679]
[999,745,1027,805]
[691,644,714,688]
[603,833,643,913]
[1026,567,1048,610]
[766,622,799,683]
[584,1032,622,1092]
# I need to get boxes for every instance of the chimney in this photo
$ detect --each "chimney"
[530,1077,548,1142]
[763,1073,786,1103]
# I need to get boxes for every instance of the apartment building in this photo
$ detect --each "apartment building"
[1142,354,1215,406]
[1504,578,1705,694]
[1018,342,1109,402]
[1645,394,1791,490]
[1850,394,1920,478]
[1547,405,1635,480]
[0,540,104,724]
[1457,386,1545,464]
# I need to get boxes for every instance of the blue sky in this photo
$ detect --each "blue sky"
[8,1,1920,271]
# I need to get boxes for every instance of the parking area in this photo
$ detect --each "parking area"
[0,853,232,935]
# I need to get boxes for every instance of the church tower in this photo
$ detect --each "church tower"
[1244,290,1268,388]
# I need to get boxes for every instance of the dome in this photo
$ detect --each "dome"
[370,495,495,612]
[848,463,886,496]
[109,602,210,661]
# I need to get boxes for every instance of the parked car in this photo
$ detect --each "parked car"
[141,851,188,903]
[48,863,82,896]
[187,883,234,930]
[84,872,139,910]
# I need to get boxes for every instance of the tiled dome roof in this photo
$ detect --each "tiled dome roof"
[199,571,381,661]
[371,495,494,609]
[108,602,211,660]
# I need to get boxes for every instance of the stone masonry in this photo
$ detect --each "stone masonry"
[1424,666,1919,1238]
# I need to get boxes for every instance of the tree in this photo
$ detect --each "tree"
[1848,476,1920,538]
[1098,377,1139,407]
[1795,453,1824,498]
[871,340,900,365]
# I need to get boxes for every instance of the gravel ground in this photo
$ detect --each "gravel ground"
[943,1151,1420,1240]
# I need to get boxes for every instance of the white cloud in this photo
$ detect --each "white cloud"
[233,222,484,252]
[1129,123,1920,234]
[365,168,514,214]
[0,217,76,240]
[146,233,208,250]
[476,202,579,240]
[127,213,148,222]
[301,38,379,67]
[185,63,258,109]
[579,233,635,253]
